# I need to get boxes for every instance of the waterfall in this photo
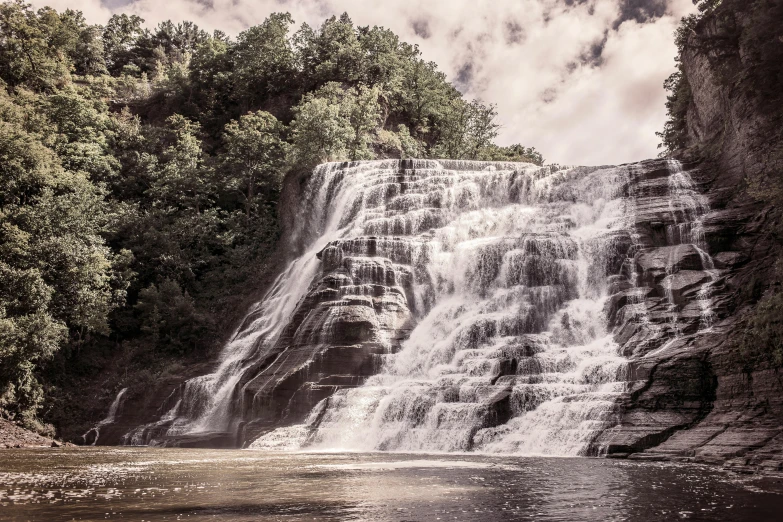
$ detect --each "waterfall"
[246,159,637,455]
[83,388,127,445]
[124,161,415,444]
[661,160,719,335]
[124,158,720,454]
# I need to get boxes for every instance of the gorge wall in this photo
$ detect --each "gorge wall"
[595,2,783,470]
[93,3,783,470]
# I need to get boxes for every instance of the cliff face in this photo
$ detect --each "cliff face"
[596,3,783,471]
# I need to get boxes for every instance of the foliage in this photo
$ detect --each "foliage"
[738,262,783,369]
[220,111,290,214]
[0,95,126,427]
[430,99,499,160]
[233,13,297,109]
[478,144,545,166]
[290,82,382,165]
[0,0,543,435]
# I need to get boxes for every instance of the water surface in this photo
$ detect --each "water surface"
[1,448,781,521]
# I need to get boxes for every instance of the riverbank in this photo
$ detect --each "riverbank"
[0,418,69,449]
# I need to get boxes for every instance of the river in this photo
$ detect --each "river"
[1,448,781,521]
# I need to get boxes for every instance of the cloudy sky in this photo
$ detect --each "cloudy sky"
[31,0,697,165]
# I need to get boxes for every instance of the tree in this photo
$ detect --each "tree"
[479,144,544,165]
[0,1,77,89]
[295,13,364,88]
[0,118,126,425]
[135,279,213,355]
[233,13,297,109]
[148,115,213,213]
[186,33,234,130]
[356,26,413,92]
[102,13,144,75]
[289,84,355,166]
[221,111,290,217]
[431,99,500,160]
[345,85,383,160]
[45,88,118,181]
[395,57,459,141]
[289,82,383,165]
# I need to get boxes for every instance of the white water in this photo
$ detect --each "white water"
[248,160,637,455]
[84,387,127,445]
[124,162,400,443]
[662,160,719,334]
[122,159,719,454]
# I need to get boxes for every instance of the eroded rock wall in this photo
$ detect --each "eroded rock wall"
[597,3,783,470]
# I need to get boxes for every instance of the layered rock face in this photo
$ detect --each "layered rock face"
[252,160,639,453]
[112,154,751,455]
[591,5,783,470]
[246,158,765,457]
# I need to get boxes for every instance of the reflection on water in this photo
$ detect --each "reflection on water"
[0,448,781,521]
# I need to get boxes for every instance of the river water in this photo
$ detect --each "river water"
[1,448,781,521]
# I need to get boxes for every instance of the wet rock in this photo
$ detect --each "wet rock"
[636,245,705,283]
[658,270,712,305]
[713,251,748,268]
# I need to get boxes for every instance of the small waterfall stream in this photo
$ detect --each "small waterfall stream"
[83,388,128,445]
[123,158,719,455]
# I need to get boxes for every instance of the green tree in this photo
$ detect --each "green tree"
[431,99,499,160]
[186,33,234,130]
[345,85,383,160]
[44,88,118,181]
[233,13,297,109]
[148,115,213,213]
[0,118,125,425]
[479,143,545,165]
[295,13,364,88]
[395,57,459,141]
[221,111,290,216]
[135,279,213,355]
[290,82,383,165]
[0,1,78,90]
[102,13,145,75]
[289,84,355,166]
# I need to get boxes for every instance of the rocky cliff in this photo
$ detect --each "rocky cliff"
[595,1,783,471]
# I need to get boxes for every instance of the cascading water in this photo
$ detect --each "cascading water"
[247,159,638,455]
[124,162,386,444]
[123,158,722,455]
[661,160,719,334]
[83,387,127,445]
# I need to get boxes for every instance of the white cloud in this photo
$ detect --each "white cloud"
[29,0,697,165]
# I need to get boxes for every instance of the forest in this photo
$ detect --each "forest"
[0,0,543,437]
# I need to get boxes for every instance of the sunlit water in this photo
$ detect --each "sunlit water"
[1,448,781,521]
